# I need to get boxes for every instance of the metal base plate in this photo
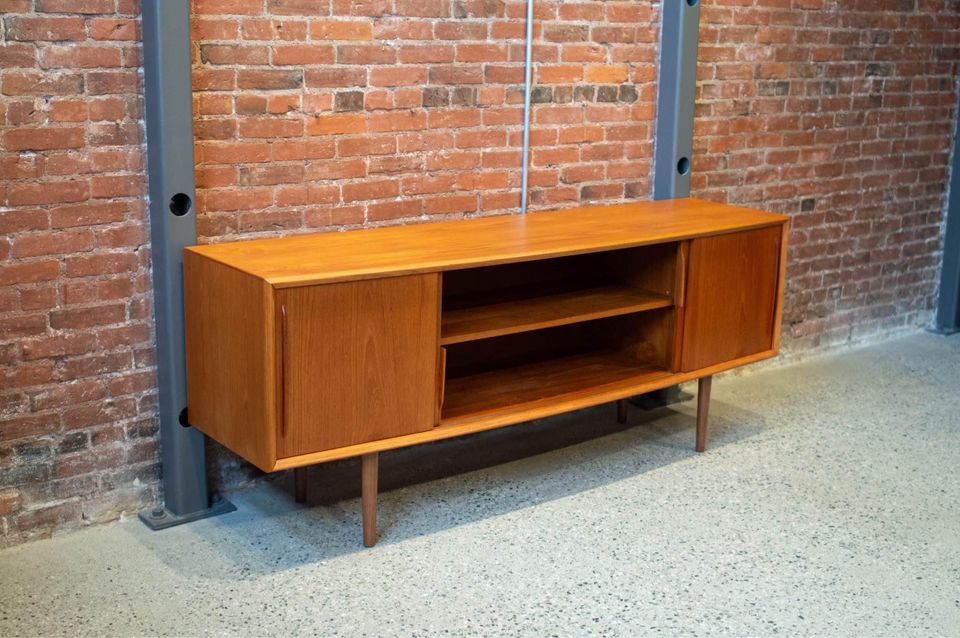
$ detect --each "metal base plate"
[138,494,236,531]
[629,386,693,410]
[927,326,959,336]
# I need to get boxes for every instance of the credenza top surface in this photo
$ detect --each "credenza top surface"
[186,198,788,287]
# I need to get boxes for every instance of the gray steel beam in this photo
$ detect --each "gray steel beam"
[653,0,701,200]
[520,0,534,213]
[632,0,702,410]
[935,98,960,334]
[139,0,233,528]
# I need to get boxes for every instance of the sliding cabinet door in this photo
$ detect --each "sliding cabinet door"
[680,226,783,372]
[277,274,440,457]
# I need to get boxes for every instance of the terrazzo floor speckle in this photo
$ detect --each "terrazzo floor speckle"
[1,331,959,637]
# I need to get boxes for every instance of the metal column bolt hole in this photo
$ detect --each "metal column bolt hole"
[178,407,190,427]
[169,192,193,217]
[677,157,691,175]
[686,0,699,6]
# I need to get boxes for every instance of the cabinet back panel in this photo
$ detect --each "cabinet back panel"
[442,244,678,311]
[601,310,674,370]
[444,322,594,378]
[442,256,596,311]
[277,274,439,457]
[598,243,678,300]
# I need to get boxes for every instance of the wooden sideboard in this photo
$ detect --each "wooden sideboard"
[184,198,789,546]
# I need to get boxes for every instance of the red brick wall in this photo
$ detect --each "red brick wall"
[0,0,158,546]
[1,0,958,545]
[190,0,659,242]
[692,0,960,350]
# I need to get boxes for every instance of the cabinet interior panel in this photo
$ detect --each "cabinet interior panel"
[441,310,674,421]
[442,243,679,311]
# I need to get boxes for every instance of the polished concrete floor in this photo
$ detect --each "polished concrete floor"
[1,331,958,637]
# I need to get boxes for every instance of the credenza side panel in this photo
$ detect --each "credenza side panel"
[680,226,783,372]
[277,274,440,458]
[185,251,277,471]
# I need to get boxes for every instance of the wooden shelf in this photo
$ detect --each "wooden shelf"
[440,285,672,345]
[441,350,671,423]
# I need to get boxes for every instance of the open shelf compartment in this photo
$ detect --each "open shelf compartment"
[440,242,679,347]
[441,285,672,345]
[440,309,676,424]
[441,350,672,423]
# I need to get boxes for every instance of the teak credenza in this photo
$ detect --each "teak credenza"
[184,198,789,546]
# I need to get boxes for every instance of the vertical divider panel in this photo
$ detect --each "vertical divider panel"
[436,270,446,426]
[436,347,447,426]
[671,241,690,372]
[771,223,790,352]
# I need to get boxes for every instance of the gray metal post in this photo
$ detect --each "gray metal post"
[519,0,534,213]
[139,0,233,529]
[653,0,701,200]
[934,97,960,334]
[631,0,702,411]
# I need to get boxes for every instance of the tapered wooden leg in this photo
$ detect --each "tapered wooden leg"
[361,452,378,547]
[616,399,628,424]
[293,467,307,503]
[696,376,712,453]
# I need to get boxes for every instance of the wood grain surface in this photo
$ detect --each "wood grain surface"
[271,348,779,470]
[277,274,439,457]
[184,200,788,473]
[184,250,277,471]
[680,226,783,371]
[441,285,672,345]
[186,198,787,287]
